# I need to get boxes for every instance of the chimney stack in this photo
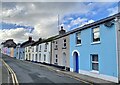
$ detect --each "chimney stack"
[28,36,32,41]
[59,26,66,35]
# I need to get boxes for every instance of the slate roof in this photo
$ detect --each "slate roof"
[1,39,17,48]
[21,40,34,47]
[31,35,59,46]
[20,37,34,47]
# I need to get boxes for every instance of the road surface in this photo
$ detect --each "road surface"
[2,54,90,84]
[0,52,11,84]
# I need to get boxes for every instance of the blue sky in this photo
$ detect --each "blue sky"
[0,22,34,33]
[61,2,118,30]
[0,2,119,43]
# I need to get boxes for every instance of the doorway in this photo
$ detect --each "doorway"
[73,52,79,73]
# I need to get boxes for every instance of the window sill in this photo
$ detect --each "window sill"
[76,44,82,47]
[44,50,47,52]
[62,47,67,49]
[91,41,101,45]
[54,48,58,50]
[90,70,99,74]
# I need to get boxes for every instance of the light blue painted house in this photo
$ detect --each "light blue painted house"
[69,13,120,83]
[14,48,17,58]
[16,43,25,60]
[17,37,34,60]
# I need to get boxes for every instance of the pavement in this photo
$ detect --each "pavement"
[2,54,90,84]
[30,61,117,84]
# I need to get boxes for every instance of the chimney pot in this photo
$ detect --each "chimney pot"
[29,36,32,41]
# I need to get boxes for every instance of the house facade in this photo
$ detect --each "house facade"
[16,43,25,60]
[1,39,17,57]
[32,38,52,64]
[25,45,32,61]
[24,37,34,61]
[51,27,70,71]
[39,41,51,64]
[31,43,38,62]
[69,13,120,83]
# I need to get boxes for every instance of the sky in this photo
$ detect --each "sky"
[0,1,119,44]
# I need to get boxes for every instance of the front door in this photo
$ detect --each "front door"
[75,54,79,73]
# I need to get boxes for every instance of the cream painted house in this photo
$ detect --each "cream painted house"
[51,26,70,71]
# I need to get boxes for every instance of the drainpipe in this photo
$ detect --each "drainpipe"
[50,41,52,64]
[115,16,120,83]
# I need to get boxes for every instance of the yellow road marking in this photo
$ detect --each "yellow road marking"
[2,59,19,85]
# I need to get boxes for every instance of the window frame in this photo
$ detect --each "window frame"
[92,26,100,43]
[36,45,38,52]
[39,53,41,62]
[63,39,67,48]
[45,44,47,50]
[39,45,41,52]
[55,54,58,65]
[32,47,34,52]
[44,54,46,62]
[91,54,99,73]
[54,41,58,50]
[76,32,81,45]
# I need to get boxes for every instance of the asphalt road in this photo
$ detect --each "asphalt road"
[0,52,11,84]
[2,62,10,84]
[2,54,89,84]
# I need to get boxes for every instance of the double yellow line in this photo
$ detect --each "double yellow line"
[1,59,19,85]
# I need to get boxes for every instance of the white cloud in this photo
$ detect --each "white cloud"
[2,5,24,18]
[64,17,94,30]
[108,6,118,16]
[2,2,92,42]
[0,28,29,44]
[1,2,117,43]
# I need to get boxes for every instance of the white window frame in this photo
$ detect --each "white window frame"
[54,41,58,50]
[63,39,66,48]
[32,47,34,52]
[36,45,38,52]
[44,54,46,62]
[32,54,34,61]
[39,53,41,62]
[76,32,81,45]
[25,48,27,52]
[39,45,41,52]
[45,44,47,50]
[91,54,99,73]
[92,26,100,43]
[55,54,58,64]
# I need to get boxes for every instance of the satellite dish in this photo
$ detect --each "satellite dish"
[104,21,114,27]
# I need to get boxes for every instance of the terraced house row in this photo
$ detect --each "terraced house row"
[1,13,120,83]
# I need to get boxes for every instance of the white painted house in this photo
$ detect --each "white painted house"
[24,37,34,61]
[31,43,39,62]
[25,45,32,61]
[32,38,52,64]
[39,42,51,64]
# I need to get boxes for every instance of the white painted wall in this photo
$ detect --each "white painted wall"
[25,46,32,61]
[37,42,51,64]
